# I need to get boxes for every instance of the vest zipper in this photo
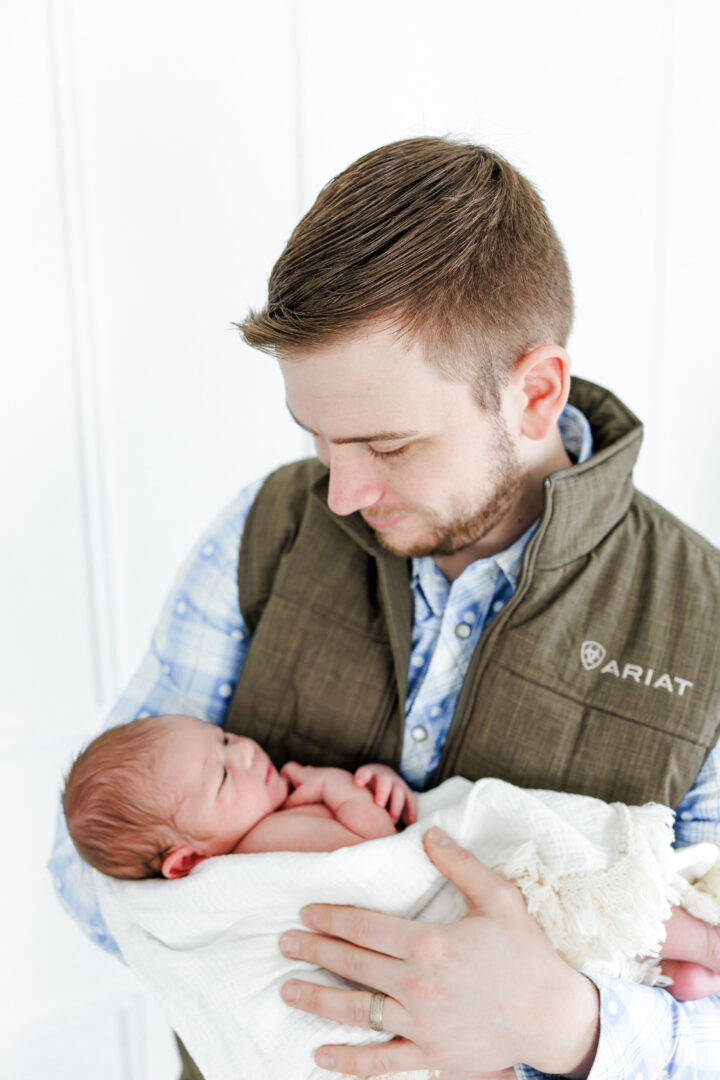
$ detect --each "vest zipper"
[433,478,553,784]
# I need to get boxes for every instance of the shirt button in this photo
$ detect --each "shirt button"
[492,599,504,614]
[411,726,428,742]
[680,810,692,821]
[455,622,471,639]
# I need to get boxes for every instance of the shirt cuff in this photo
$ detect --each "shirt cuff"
[515,971,699,1080]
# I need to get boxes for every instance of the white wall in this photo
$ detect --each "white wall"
[2,1,718,1076]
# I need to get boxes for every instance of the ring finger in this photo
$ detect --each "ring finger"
[281,980,408,1037]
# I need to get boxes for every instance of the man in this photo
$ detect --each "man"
[51,137,720,1078]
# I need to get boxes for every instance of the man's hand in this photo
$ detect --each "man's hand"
[354,763,418,825]
[280,827,599,1077]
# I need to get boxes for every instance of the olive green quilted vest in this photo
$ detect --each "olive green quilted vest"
[225,379,720,807]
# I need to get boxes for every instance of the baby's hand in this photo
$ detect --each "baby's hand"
[354,763,418,825]
[660,906,720,1000]
[280,762,324,806]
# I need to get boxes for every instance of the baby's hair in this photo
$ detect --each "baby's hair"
[63,716,181,879]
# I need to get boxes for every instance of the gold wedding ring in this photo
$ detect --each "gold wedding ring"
[369,991,386,1032]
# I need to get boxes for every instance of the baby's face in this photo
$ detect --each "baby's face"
[154,716,288,855]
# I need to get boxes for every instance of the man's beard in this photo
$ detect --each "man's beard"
[372,419,525,559]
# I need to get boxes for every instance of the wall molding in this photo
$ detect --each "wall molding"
[46,0,119,708]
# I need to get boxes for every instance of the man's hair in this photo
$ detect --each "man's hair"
[62,717,180,880]
[237,136,573,408]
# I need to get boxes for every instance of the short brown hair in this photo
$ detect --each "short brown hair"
[62,717,180,879]
[237,136,573,408]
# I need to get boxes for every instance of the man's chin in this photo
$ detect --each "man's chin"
[372,513,510,560]
[372,524,441,559]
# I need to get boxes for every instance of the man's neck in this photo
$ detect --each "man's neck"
[434,434,573,583]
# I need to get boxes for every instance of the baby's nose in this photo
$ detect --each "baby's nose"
[236,741,255,768]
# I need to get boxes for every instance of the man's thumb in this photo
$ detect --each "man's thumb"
[423,827,518,916]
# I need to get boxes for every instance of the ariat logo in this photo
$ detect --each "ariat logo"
[580,640,694,696]
[581,640,606,671]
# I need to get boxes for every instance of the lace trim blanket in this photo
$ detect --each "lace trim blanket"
[95,777,720,1080]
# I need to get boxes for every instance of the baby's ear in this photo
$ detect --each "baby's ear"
[161,845,207,879]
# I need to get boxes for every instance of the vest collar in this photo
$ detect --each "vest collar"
[310,377,644,573]
[535,378,643,569]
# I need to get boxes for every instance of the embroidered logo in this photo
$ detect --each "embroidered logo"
[580,640,694,697]
[580,640,606,671]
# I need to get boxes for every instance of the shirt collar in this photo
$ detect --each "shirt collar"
[558,402,593,465]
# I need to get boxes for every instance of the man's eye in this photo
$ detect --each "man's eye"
[223,734,230,746]
[367,444,408,460]
[220,767,227,788]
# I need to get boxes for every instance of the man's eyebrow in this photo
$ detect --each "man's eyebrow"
[286,404,419,444]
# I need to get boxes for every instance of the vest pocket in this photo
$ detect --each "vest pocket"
[563,705,707,807]
[444,661,705,807]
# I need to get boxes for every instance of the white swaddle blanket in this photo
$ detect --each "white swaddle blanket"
[96,777,720,1080]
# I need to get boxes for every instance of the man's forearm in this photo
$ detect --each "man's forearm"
[49,482,257,950]
[48,812,122,959]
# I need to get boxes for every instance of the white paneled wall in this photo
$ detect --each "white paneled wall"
[66,0,307,680]
[2,2,718,1077]
[1,0,100,738]
[655,0,720,530]
[3,1,304,1077]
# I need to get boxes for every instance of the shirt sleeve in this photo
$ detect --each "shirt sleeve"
[47,476,265,958]
[516,743,720,1080]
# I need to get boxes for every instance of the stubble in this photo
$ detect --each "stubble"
[373,418,525,559]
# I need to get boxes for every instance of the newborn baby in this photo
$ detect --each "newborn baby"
[63,714,720,1002]
[63,713,417,880]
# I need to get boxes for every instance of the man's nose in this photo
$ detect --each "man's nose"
[326,450,383,516]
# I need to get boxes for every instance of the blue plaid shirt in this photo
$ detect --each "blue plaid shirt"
[49,405,720,1078]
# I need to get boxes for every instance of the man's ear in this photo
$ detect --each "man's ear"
[512,344,571,441]
[161,845,207,879]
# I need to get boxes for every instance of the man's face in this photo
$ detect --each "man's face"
[280,323,525,559]
[154,716,289,855]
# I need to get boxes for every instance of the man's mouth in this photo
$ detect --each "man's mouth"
[361,511,408,530]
